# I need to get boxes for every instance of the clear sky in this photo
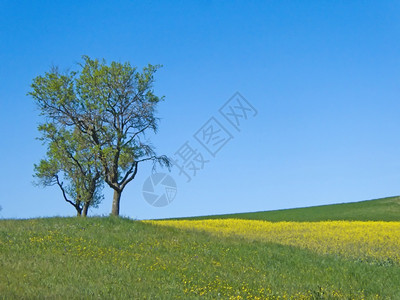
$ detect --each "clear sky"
[1,0,400,219]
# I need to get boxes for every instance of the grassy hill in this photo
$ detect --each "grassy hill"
[185,196,400,221]
[1,197,400,299]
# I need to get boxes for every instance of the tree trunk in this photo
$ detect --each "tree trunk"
[82,202,89,217]
[76,202,82,217]
[111,190,122,216]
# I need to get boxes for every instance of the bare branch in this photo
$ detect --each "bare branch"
[55,175,81,212]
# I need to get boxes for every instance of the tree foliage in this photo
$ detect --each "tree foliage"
[30,56,169,216]
[34,124,103,216]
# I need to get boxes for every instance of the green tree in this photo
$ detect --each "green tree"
[29,57,169,216]
[34,124,103,216]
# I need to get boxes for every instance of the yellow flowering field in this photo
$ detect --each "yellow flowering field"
[2,217,400,298]
[146,219,400,264]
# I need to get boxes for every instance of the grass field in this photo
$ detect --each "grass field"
[1,197,400,299]
[148,219,400,266]
[183,196,400,222]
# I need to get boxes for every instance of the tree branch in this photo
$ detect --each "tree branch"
[55,175,81,213]
[121,162,138,190]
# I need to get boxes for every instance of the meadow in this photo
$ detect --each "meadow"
[1,197,400,299]
[147,219,400,266]
[184,196,400,222]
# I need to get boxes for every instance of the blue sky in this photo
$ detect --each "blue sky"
[1,0,400,219]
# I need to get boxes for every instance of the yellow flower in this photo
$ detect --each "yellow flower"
[145,219,400,264]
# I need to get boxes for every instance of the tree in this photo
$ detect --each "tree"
[34,124,103,216]
[29,56,170,216]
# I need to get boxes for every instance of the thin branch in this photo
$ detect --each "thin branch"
[55,175,80,212]
[121,162,138,190]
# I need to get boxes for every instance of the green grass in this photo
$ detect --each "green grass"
[185,196,400,222]
[1,196,400,299]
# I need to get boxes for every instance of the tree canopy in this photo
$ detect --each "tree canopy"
[34,124,103,216]
[30,56,169,216]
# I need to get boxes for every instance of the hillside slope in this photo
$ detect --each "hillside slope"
[1,217,400,298]
[185,196,400,221]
